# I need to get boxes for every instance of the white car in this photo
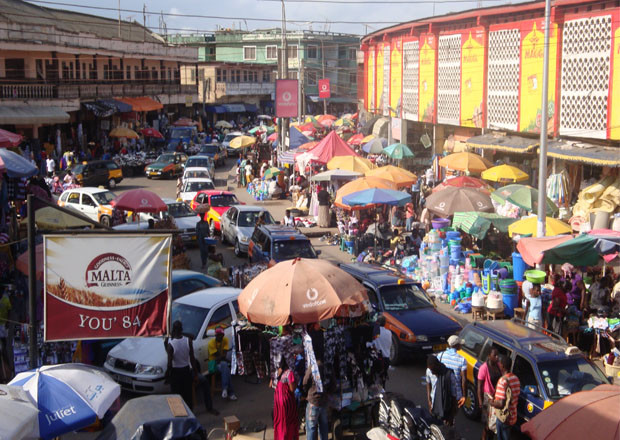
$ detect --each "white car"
[182,166,213,182]
[221,205,275,256]
[223,131,243,156]
[180,178,215,205]
[57,187,117,226]
[185,155,215,180]
[104,287,240,394]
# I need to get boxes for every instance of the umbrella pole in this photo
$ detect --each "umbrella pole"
[27,194,37,369]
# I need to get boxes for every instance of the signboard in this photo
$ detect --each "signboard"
[390,37,403,116]
[318,79,331,98]
[460,29,485,127]
[418,34,436,123]
[185,95,193,108]
[275,79,298,118]
[366,47,375,111]
[44,235,172,341]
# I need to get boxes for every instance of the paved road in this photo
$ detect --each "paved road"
[108,157,484,440]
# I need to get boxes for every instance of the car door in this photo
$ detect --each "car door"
[512,355,545,422]
[195,302,234,372]
[80,193,100,221]
[221,207,234,242]
[227,208,239,243]
[64,191,81,213]
[249,229,264,262]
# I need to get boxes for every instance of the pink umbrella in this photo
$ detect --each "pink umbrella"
[0,128,23,147]
[267,132,278,142]
[140,128,164,139]
[113,189,167,213]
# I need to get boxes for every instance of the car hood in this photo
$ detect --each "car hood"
[386,307,462,337]
[109,337,167,368]
[237,226,254,239]
[146,162,169,170]
[180,192,198,203]
[174,216,200,230]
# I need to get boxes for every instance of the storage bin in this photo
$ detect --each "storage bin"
[524,270,546,284]
[432,218,450,229]
[512,252,529,282]
[502,293,518,317]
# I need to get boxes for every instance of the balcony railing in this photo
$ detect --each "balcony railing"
[215,81,275,96]
[1,83,55,99]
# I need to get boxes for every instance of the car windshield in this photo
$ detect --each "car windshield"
[200,145,219,155]
[224,134,238,142]
[170,128,193,138]
[93,191,116,205]
[238,211,274,227]
[170,303,209,339]
[156,153,175,164]
[186,158,212,168]
[164,202,196,218]
[538,359,609,400]
[379,284,433,311]
[184,170,210,179]
[184,181,215,192]
[210,194,238,207]
[273,240,317,260]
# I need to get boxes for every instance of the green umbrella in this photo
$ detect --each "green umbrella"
[382,143,414,160]
[491,184,558,215]
[540,234,600,267]
[263,167,281,180]
[452,211,518,239]
[249,125,274,135]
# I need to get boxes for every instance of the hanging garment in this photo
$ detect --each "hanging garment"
[302,331,323,393]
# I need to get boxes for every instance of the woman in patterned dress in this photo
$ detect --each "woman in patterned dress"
[272,358,298,440]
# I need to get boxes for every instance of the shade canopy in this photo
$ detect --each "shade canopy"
[342,188,411,208]
[109,127,139,139]
[452,212,518,239]
[365,165,417,188]
[347,133,365,146]
[289,126,309,149]
[481,164,529,183]
[425,186,494,216]
[516,235,574,266]
[540,234,601,266]
[382,143,414,160]
[215,120,233,128]
[0,128,23,147]
[116,96,163,112]
[305,131,358,164]
[362,138,384,154]
[311,169,362,182]
[334,176,397,209]
[140,128,163,139]
[508,216,572,237]
[439,152,493,174]
[113,189,167,213]
[492,184,558,215]
[327,155,375,174]
[0,148,38,178]
[0,105,69,125]
[28,206,94,230]
[229,135,256,149]
[432,176,492,194]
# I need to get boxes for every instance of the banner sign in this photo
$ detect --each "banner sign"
[44,234,172,341]
[275,79,299,118]
[318,79,331,98]
[418,33,436,122]
[460,28,485,127]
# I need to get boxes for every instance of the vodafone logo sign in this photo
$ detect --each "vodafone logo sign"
[318,78,331,98]
[302,286,326,309]
[275,79,298,117]
[282,92,292,102]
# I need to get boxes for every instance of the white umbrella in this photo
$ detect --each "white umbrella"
[215,120,233,128]
[311,169,362,182]
[0,384,39,440]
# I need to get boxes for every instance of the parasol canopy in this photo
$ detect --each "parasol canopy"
[382,143,414,160]
[229,135,256,149]
[481,164,529,183]
[215,120,233,128]
[0,128,23,147]
[508,216,572,237]
[0,148,38,178]
[334,176,397,209]
[0,384,39,440]
[432,176,492,194]
[327,155,375,174]
[361,134,376,143]
[439,152,493,174]
[492,184,558,215]
[452,212,518,239]
[540,233,620,266]
[425,186,494,216]
[347,133,365,146]
[365,165,417,188]
[342,188,411,208]
[140,128,164,139]
[263,167,281,180]
[113,189,167,213]
[516,235,574,266]
[362,138,384,154]
[238,258,368,325]
[311,169,362,182]
[172,118,198,126]
[109,127,139,139]
[298,141,319,151]
[25,206,94,230]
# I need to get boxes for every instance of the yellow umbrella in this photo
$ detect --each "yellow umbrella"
[508,216,572,237]
[327,156,375,174]
[361,134,376,143]
[109,127,139,139]
[27,206,93,230]
[438,152,493,174]
[366,165,417,188]
[481,164,529,183]
[334,118,353,127]
[229,135,256,149]
[334,176,397,209]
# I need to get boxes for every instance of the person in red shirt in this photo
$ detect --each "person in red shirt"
[491,355,520,440]
[548,274,567,335]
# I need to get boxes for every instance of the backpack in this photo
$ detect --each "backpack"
[494,375,513,423]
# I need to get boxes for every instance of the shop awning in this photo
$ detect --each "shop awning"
[206,106,226,114]
[222,104,246,113]
[467,133,538,154]
[244,104,258,112]
[547,140,620,167]
[307,96,357,104]
[98,99,132,113]
[0,105,69,125]
[116,97,163,112]
[83,102,115,118]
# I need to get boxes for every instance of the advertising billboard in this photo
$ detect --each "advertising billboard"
[390,37,403,116]
[367,47,375,111]
[460,29,486,127]
[275,79,299,118]
[44,235,172,341]
[318,78,331,98]
[375,42,384,113]
[419,33,436,122]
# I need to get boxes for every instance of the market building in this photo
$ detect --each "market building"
[0,0,198,150]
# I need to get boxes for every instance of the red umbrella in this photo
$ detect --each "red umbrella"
[113,189,168,213]
[347,133,364,146]
[432,176,492,194]
[0,128,23,148]
[140,128,164,139]
[267,132,278,142]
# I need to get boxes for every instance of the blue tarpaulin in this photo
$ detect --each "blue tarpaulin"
[289,126,309,149]
[244,104,258,112]
[206,106,226,114]
[98,99,132,113]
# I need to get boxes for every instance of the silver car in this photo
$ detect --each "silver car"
[220,205,275,256]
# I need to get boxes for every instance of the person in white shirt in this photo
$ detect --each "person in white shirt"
[283,209,295,227]
[46,157,55,177]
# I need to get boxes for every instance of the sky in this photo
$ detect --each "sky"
[25,0,521,37]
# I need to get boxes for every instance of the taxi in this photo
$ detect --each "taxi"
[144,152,187,179]
[58,187,116,226]
[190,190,240,235]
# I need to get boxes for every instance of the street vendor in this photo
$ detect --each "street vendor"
[208,327,237,401]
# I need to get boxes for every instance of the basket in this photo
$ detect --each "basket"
[604,361,620,380]
[524,270,546,284]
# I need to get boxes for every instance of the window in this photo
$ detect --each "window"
[82,195,96,207]
[235,70,241,83]
[349,72,357,85]
[222,69,227,82]
[513,356,540,397]
[152,67,158,80]
[171,279,208,301]
[265,45,278,60]
[460,328,488,360]
[349,48,357,60]
[338,45,347,59]
[287,45,298,59]
[67,192,80,204]
[287,71,298,80]
[307,45,318,59]
[190,68,196,82]
[134,66,139,80]
[82,63,86,80]
[307,71,317,86]
[364,285,380,311]
[207,304,233,334]
[262,71,270,83]
[243,70,248,82]
[126,66,131,80]
[216,69,222,82]
[243,46,256,61]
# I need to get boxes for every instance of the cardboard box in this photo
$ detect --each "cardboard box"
[224,415,241,433]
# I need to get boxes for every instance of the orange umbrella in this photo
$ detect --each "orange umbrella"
[347,133,364,146]
[521,385,620,440]
[334,176,397,209]
[317,114,337,122]
[298,141,319,151]
[238,258,368,325]
[432,176,492,194]
[366,165,417,188]
[438,152,493,174]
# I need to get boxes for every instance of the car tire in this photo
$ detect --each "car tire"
[234,239,243,257]
[100,215,111,227]
[463,382,481,420]
[108,179,116,189]
[389,332,401,365]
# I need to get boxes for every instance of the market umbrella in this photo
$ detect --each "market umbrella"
[438,152,493,174]
[113,189,167,213]
[334,176,397,209]
[320,118,335,128]
[508,216,572,237]
[257,114,273,120]
[521,385,620,440]
[382,143,414,160]
[366,165,417,188]
[140,127,163,139]
[516,235,574,266]
[334,118,353,127]
[25,206,94,230]
[0,384,39,440]
[452,212,518,239]
[0,128,23,147]
[0,148,38,178]
[109,127,139,139]
[425,186,494,217]
[362,138,384,154]
[361,134,376,143]
[540,234,600,266]
[317,114,338,122]
[342,188,411,208]
[298,141,319,151]
[432,176,492,194]
[267,132,278,142]
[481,164,529,183]
[492,184,558,215]
[215,120,233,128]
[311,169,362,182]
[238,258,368,325]
[229,135,256,149]
[263,167,281,180]
[327,156,375,174]
[347,133,364,146]
[9,364,120,440]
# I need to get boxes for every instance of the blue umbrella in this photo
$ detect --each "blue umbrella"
[0,148,38,178]
[342,188,411,208]
[362,138,384,154]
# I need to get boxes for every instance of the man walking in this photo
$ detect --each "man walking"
[491,355,520,440]
[426,355,465,440]
[438,335,467,399]
[477,348,501,440]
[208,327,237,400]
[165,321,196,409]
[196,210,211,270]
[45,155,55,177]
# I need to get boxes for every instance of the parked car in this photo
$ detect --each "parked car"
[180,178,215,205]
[189,191,240,234]
[167,126,198,151]
[104,287,240,393]
[182,167,212,182]
[57,187,117,226]
[248,225,319,264]
[457,319,610,424]
[185,155,215,180]
[339,263,462,364]
[145,152,187,179]
[199,143,225,167]
[221,205,275,256]
[223,131,243,156]
[69,160,123,189]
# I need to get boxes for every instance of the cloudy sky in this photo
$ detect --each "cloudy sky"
[27,0,519,36]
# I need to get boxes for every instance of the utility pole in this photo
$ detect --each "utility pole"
[321,39,327,114]
[536,0,551,238]
[143,4,146,42]
[118,0,121,38]
[298,58,304,123]
[280,0,289,153]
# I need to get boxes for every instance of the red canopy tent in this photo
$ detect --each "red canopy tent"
[304,131,359,164]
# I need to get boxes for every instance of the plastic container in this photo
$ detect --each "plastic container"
[502,292,519,317]
[432,218,450,229]
[524,269,546,284]
[486,291,503,309]
[446,231,461,240]
[472,292,486,307]
[512,252,529,281]
[482,270,491,293]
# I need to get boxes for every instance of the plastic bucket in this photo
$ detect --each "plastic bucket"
[502,293,519,317]
[446,231,461,240]
[524,270,546,284]
[432,218,451,229]
[512,252,529,281]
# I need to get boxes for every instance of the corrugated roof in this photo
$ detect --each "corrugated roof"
[0,0,163,44]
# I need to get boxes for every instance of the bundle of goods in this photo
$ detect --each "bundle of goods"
[571,175,620,231]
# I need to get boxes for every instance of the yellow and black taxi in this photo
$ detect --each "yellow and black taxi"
[145,152,187,179]
[339,263,462,364]
[70,160,123,189]
[457,319,610,424]
[58,187,117,226]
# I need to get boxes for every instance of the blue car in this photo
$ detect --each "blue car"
[248,225,319,263]
[170,269,222,301]
[339,263,462,364]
